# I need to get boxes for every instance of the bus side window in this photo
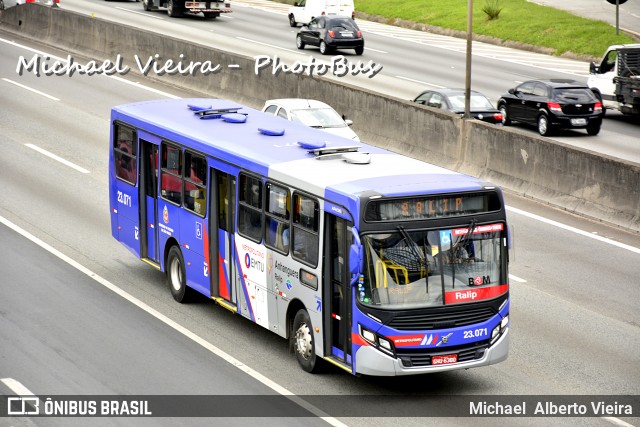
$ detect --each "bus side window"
[264,183,290,253]
[184,151,207,216]
[238,173,263,242]
[160,143,182,205]
[292,193,319,266]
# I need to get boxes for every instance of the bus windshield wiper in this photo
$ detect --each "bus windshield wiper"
[397,225,429,292]
[456,217,477,260]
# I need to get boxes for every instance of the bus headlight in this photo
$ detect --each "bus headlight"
[378,337,393,352]
[490,314,509,344]
[359,325,395,355]
[501,315,509,329]
[361,328,376,345]
[491,325,501,339]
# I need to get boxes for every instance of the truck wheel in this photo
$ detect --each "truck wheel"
[167,0,183,17]
[289,14,297,27]
[292,309,322,373]
[296,35,305,50]
[537,114,552,136]
[167,246,193,302]
[586,123,601,136]
[499,104,511,125]
[142,0,152,11]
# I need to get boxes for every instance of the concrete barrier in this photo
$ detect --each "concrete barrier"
[2,5,638,232]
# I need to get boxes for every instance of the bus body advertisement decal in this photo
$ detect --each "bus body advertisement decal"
[234,235,269,328]
[444,283,509,304]
[324,201,351,221]
[234,247,255,322]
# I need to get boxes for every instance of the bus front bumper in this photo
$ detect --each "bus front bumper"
[354,327,509,376]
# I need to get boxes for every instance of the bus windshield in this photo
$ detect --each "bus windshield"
[359,223,506,309]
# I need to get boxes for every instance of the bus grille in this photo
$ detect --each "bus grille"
[396,341,490,367]
[388,306,497,330]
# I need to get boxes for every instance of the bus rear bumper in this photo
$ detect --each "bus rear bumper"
[354,328,509,377]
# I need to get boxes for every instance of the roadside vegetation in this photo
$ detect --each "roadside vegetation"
[353,0,637,59]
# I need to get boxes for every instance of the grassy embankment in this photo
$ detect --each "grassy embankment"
[280,0,638,60]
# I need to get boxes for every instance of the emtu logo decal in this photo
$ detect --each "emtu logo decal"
[244,253,251,269]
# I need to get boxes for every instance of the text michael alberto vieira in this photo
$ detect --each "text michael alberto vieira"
[15,53,383,78]
[469,400,634,416]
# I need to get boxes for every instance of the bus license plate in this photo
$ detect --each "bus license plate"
[432,354,458,365]
[571,118,587,126]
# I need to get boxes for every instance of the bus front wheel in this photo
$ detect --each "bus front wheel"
[167,246,192,302]
[293,309,321,373]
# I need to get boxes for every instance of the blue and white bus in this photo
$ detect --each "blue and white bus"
[109,98,510,376]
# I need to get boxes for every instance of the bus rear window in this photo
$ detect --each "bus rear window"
[113,124,137,184]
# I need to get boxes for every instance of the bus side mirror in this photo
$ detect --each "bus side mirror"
[349,228,362,284]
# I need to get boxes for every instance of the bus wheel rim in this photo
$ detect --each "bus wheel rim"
[295,323,312,360]
[170,258,182,291]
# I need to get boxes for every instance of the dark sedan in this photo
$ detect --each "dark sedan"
[296,16,364,55]
[497,79,604,136]
[412,88,503,124]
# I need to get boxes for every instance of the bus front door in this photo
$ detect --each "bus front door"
[209,169,237,307]
[324,214,352,369]
[139,136,160,264]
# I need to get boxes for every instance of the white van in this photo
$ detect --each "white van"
[288,0,355,27]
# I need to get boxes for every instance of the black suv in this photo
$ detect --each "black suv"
[497,79,604,136]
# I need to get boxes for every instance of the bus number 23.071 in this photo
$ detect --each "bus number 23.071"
[117,190,132,207]
[463,328,487,339]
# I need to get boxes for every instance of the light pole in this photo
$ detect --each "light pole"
[464,0,473,119]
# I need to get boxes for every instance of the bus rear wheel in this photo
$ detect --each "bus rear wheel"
[167,246,192,302]
[292,309,321,373]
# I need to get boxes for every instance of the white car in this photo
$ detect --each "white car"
[288,0,354,27]
[262,98,360,141]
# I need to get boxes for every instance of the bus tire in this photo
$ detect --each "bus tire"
[292,309,321,373]
[167,246,192,302]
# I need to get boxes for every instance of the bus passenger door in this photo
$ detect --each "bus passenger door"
[209,169,237,305]
[323,214,352,368]
[139,136,160,264]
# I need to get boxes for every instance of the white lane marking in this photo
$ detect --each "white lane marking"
[508,274,527,283]
[108,75,180,99]
[0,215,347,427]
[0,37,179,99]
[395,75,444,88]
[364,47,387,54]
[2,78,60,101]
[236,36,306,54]
[1,378,36,396]
[602,417,636,427]
[24,144,90,174]
[506,206,640,254]
[115,6,165,19]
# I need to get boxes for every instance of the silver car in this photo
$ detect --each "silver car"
[262,98,360,141]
